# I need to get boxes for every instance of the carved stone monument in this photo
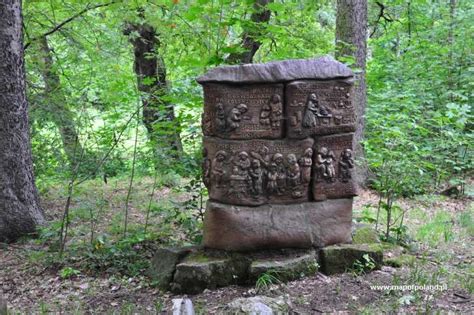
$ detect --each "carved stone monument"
[198,56,357,251]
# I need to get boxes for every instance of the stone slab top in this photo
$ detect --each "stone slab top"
[197,56,353,84]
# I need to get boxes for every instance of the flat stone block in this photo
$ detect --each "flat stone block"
[320,244,383,275]
[197,56,353,84]
[171,252,250,294]
[201,83,284,139]
[285,80,355,139]
[203,199,353,251]
[312,133,357,200]
[249,250,318,281]
[203,137,314,206]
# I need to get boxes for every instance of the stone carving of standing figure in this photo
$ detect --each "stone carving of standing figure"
[316,147,336,182]
[266,163,278,194]
[260,94,283,129]
[339,149,354,182]
[229,151,252,197]
[212,150,227,187]
[215,103,226,132]
[273,153,286,194]
[287,154,302,198]
[249,159,263,196]
[302,93,331,128]
[298,148,313,184]
[227,104,248,131]
[202,148,211,188]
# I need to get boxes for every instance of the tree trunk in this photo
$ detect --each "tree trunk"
[335,0,369,186]
[38,36,83,165]
[226,0,273,64]
[124,22,182,163]
[0,0,45,242]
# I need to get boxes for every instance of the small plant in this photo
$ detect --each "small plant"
[255,270,281,292]
[351,254,376,276]
[59,266,81,279]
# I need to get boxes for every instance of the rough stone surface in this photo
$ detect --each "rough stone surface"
[197,56,353,84]
[352,224,380,244]
[223,296,292,314]
[249,250,318,281]
[312,133,357,201]
[171,298,195,315]
[320,244,383,275]
[203,137,314,206]
[0,296,6,315]
[285,79,356,139]
[204,199,352,251]
[201,83,284,139]
[171,252,250,294]
[148,247,195,290]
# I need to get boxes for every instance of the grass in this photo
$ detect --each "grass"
[1,178,472,313]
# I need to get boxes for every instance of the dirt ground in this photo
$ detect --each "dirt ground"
[0,181,472,314]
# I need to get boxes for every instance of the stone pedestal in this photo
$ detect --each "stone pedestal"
[198,56,358,251]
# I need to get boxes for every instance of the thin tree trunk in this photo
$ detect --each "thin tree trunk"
[0,0,45,242]
[38,36,83,164]
[335,0,369,186]
[124,22,182,162]
[447,0,456,101]
[226,0,273,64]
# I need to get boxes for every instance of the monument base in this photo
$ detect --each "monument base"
[203,198,353,251]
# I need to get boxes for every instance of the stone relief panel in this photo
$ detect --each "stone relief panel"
[203,137,314,206]
[312,133,357,201]
[201,83,284,139]
[285,80,356,139]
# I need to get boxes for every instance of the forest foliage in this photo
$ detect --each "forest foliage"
[22,0,472,246]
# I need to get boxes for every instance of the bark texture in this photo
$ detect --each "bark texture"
[124,22,182,161]
[226,0,273,64]
[335,0,369,186]
[0,0,45,242]
[38,36,82,164]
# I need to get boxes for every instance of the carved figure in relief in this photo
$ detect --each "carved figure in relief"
[260,94,283,129]
[212,150,227,188]
[227,104,248,131]
[273,153,287,194]
[315,147,336,182]
[228,151,252,198]
[298,148,313,184]
[339,149,354,182]
[250,146,271,168]
[202,113,212,135]
[302,93,332,128]
[249,159,264,196]
[283,154,301,199]
[215,103,226,132]
[202,148,211,188]
[266,163,278,194]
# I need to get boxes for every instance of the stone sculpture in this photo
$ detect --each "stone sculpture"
[198,56,357,251]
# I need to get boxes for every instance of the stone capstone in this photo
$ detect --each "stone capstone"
[197,56,353,84]
[320,244,383,275]
[203,199,353,251]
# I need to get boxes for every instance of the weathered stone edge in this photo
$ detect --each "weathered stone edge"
[197,56,353,84]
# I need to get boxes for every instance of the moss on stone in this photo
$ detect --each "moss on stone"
[352,226,380,244]
[384,254,416,268]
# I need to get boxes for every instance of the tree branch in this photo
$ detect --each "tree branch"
[24,1,117,50]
